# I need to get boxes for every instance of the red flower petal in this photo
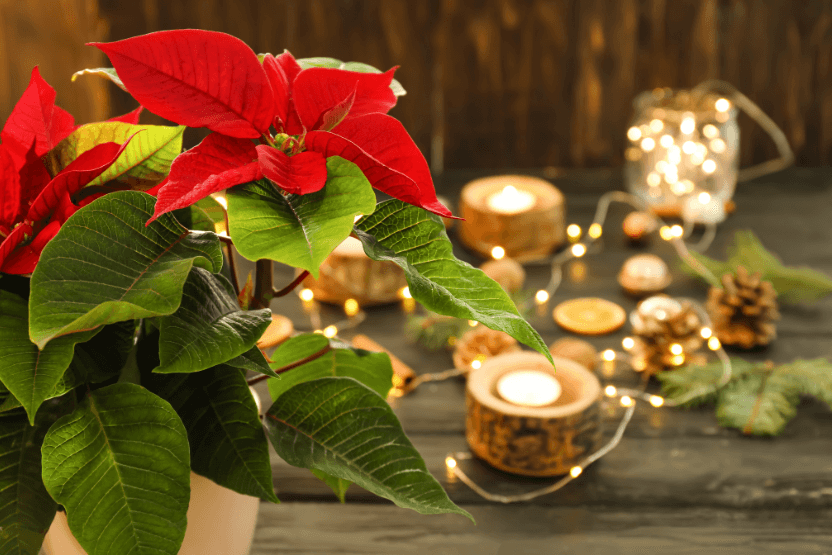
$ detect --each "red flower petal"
[293,68,397,131]
[0,222,32,274]
[109,106,144,124]
[25,138,134,224]
[0,145,20,229]
[263,52,302,130]
[92,30,275,138]
[0,67,76,167]
[1,220,60,275]
[150,132,263,221]
[305,114,453,218]
[255,146,327,195]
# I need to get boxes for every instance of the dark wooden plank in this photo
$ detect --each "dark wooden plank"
[251,503,832,555]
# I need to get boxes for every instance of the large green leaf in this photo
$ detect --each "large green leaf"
[0,400,72,555]
[29,191,222,348]
[265,377,471,520]
[0,291,97,423]
[144,365,278,502]
[267,335,393,400]
[224,345,277,377]
[227,156,376,276]
[682,230,832,303]
[154,267,271,374]
[41,383,191,555]
[46,122,184,186]
[311,469,350,503]
[355,200,553,365]
[69,321,136,384]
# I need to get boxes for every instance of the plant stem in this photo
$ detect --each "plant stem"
[247,343,333,386]
[273,270,310,298]
[253,259,274,309]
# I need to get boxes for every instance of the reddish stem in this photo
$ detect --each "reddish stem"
[272,270,310,299]
[246,343,333,386]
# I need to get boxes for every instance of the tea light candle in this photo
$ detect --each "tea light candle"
[459,175,565,261]
[466,352,602,477]
[496,370,562,407]
[486,185,537,214]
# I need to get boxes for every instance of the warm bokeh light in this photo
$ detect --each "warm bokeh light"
[491,246,506,260]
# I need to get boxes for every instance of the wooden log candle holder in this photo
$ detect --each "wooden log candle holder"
[466,352,602,477]
[458,175,565,261]
[301,237,407,306]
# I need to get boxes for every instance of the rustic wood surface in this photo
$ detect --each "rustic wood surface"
[4,1,832,169]
[238,167,832,554]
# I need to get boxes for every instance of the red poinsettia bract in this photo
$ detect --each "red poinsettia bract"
[91,29,453,221]
[0,68,134,275]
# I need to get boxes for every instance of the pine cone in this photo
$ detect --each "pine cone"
[453,326,521,372]
[706,266,779,349]
[630,300,705,375]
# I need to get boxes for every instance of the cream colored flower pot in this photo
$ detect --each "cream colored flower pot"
[42,471,261,555]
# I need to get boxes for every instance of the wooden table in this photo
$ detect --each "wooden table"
[248,168,832,555]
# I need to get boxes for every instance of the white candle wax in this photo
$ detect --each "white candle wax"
[333,236,367,257]
[486,185,537,215]
[496,370,562,407]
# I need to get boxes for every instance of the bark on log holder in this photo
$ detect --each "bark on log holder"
[458,175,565,262]
[466,352,602,477]
[301,237,407,306]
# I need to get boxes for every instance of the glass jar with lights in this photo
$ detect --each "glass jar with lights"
[624,88,738,223]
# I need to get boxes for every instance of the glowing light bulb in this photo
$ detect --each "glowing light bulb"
[680,117,696,134]
[710,138,726,153]
[588,223,602,239]
[660,134,674,148]
[470,359,482,370]
[650,119,664,133]
[323,325,338,338]
[670,343,683,355]
[344,298,360,317]
[605,385,618,397]
[647,172,661,187]
[682,141,696,154]
[641,137,656,152]
[715,98,731,112]
[445,456,457,469]
[570,466,583,478]
[671,354,685,366]
[620,395,634,407]
[708,336,721,350]
[567,224,582,240]
[491,246,506,260]
[670,225,684,238]
[700,327,712,339]
[650,395,665,407]
[660,226,674,241]
[400,286,412,299]
[702,159,717,174]
[627,127,642,141]
[622,337,635,350]
[602,349,616,362]
[535,290,549,304]
[698,192,711,204]
[299,288,314,302]
[571,243,587,257]
[468,320,478,327]
[703,124,719,139]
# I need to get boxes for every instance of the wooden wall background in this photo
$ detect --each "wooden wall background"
[2,0,832,170]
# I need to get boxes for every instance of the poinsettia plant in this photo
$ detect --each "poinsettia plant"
[0,30,552,555]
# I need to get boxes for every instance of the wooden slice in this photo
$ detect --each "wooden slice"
[256,314,294,350]
[466,352,602,476]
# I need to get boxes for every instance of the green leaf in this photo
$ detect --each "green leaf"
[0,291,97,423]
[143,365,278,503]
[71,67,127,91]
[224,345,277,378]
[0,400,72,555]
[41,383,191,555]
[29,191,222,349]
[311,469,350,503]
[186,196,226,232]
[227,156,376,276]
[656,358,758,407]
[355,200,553,366]
[265,377,471,520]
[716,370,799,436]
[267,335,393,400]
[296,57,407,96]
[154,268,271,374]
[70,321,136,384]
[682,230,832,303]
[46,122,184,187]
